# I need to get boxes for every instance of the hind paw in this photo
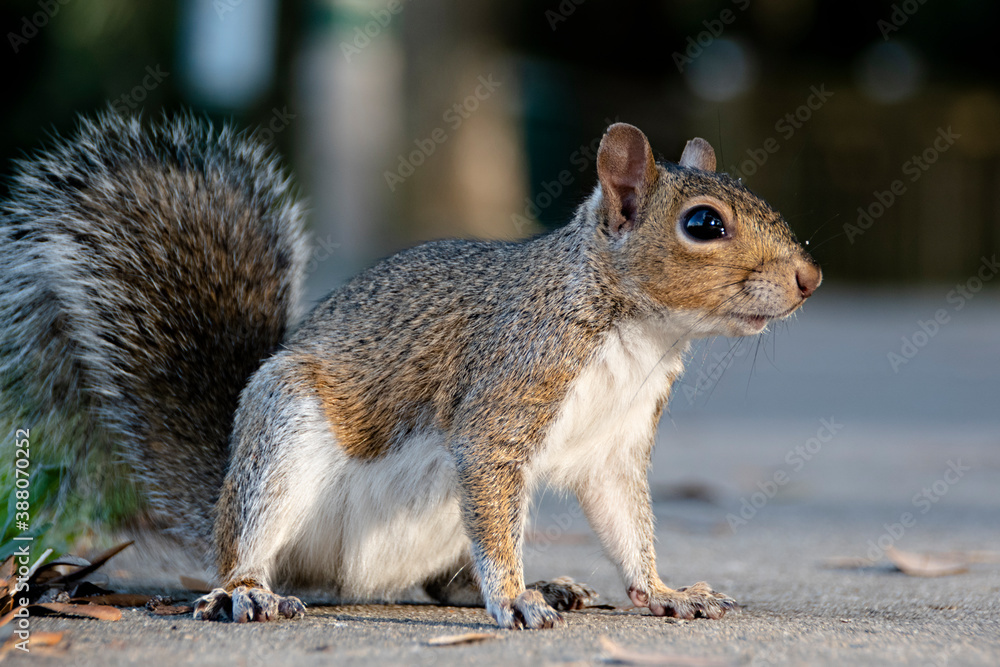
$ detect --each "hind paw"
[193,586,305,622]
[526,576,598,611]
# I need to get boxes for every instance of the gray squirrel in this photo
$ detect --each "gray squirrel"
[0,112,820,628]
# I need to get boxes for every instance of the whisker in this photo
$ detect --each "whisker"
[806,213,841,245]
[745,334,764,399]
[625,290,749,407]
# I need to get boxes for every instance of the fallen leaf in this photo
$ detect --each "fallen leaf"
[31,557,91,586]
[179,576,214,593]
[67,581,113,599]
[426,632,499,646]
[149,604,193,616]
[965,551,1000,564]
[22,549,53,584]
[600,637,734,666]
[0,629,65,660]
[43,542,133,587]
[0,558,13,587]
[886,547,968,577]
[71,593,151,608]
[0,607,23,629]
[27,631,64,646]
[30,602,122,621]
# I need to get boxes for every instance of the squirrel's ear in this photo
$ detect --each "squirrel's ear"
[678,137,717,172]
[597,123,657,236]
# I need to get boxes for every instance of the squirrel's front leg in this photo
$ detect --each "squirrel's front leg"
[454,448,563,630]
[575,444,737,620]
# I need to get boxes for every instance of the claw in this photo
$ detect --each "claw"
[192,586,305,622]
[631,581,737,621]
[491,589,564,630]
[526,576,598,611]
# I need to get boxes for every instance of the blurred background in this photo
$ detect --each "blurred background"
[1,0,997,574]
[2,0,999,291]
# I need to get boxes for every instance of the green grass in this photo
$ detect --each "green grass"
[0,415,148,562]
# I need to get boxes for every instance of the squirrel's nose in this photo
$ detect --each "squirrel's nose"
[795,261,822,299]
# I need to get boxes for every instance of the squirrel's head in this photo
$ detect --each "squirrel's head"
[593,122,821,338]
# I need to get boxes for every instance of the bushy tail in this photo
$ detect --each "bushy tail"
[0,111,308,544]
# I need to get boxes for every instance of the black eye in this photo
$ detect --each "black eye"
[683,206,727,241]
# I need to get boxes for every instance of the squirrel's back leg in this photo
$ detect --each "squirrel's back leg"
[197,350,472,621]
[194,355,329,622]
[423,551,597,611]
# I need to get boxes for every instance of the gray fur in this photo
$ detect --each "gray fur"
[0,110,309,543]
[1,117,817,629]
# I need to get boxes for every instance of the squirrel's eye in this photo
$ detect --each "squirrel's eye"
[683,207,727,241]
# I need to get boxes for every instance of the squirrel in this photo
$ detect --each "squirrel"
[0,111,820,628]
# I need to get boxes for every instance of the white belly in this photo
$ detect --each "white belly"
[536,317,689,489]
[274,318,687,598]
[279,426,468,599]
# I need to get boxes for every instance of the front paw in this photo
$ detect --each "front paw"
[630,581,737,620]
[193,586,306,622]
[490,589,564,629]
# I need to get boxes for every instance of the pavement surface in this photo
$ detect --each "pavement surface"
[5,287,999,666]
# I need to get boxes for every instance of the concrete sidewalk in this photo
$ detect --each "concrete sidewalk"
[7,288,999,665]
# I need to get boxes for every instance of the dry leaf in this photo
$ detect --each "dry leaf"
[148,604,193,616]
[886,547,968,577]
[965,551,1000,564]
[0,629,65,660]
[0,608,22,630]
[71,593,151,608]
[600,637,734,666]
[44,542,133,587]
[426,632,499,646]
[179,576,214,593]
[26,631,63,646]
[67,581,113,599]
[30,602,122,621]
[22,549,53,584]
